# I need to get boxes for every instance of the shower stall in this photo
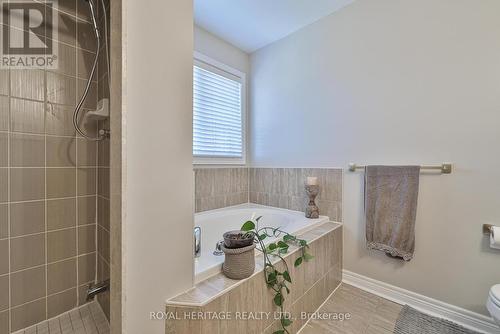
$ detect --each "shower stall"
[0,0,113,332]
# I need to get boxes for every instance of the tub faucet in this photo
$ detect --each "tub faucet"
[194,226,201,258]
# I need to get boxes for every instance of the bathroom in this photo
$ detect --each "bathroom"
[1,0,500,333]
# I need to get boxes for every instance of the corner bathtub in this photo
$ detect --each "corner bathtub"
[194,203,329,283]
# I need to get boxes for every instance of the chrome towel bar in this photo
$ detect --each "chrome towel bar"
[348,163,452,174]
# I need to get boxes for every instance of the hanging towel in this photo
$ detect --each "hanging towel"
[365,166,420,261]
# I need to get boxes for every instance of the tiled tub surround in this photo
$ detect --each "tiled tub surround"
[0,1,108,332]
[194,168,249,213]
[250,168,342,222]
[166,223,342,334]
[194,168,343,222]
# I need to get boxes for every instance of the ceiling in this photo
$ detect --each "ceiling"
[194,0,355,53]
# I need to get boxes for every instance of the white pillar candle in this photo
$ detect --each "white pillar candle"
[306,177,318,186]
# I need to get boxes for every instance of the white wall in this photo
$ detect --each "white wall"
[250,0,500,315]
[122,1,194,333]
[194,25,250,74]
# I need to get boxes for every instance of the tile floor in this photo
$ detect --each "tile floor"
[12,302,109,334]
[300,284,403,334]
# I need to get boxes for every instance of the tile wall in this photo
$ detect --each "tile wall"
[96,0,111,321]
[194,167,343,222]
[249,168,343,222]
[0,1,105,332]
[194,168,249,213]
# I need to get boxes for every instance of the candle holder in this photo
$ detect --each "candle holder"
[305,185,319,219]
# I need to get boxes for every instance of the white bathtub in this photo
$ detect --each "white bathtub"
[194,203,330,283]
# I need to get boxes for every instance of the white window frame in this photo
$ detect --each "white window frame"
[193,51,247,165]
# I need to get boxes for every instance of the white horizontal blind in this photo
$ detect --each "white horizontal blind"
[193,64,243,158]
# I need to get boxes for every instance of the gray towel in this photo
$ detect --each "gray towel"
[365,166,420,261]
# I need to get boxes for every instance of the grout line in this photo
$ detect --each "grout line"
[9,251,97,276]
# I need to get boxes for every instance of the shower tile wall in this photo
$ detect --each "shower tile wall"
[249,168,343,222]
[96,0,111,321]
[194,168,249,212]
[0,2,100,332]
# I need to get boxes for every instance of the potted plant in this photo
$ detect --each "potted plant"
[240,217,313,334]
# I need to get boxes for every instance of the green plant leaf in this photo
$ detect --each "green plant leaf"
[267,272,277,285]
[241,221,255,231]
[294,256,303,267]
[282,318,293,327]
[303,253,314,261]
[268,243,277,251]
[258,233,267,241]
[299,239,307,247]
[283,271,292,283]
[278,247,288,254]
[283,234,294,242]
[277,241,288,248]
[272,331,284,334]
[274,293,283,306]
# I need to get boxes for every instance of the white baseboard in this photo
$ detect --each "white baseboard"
[343,270,500,334]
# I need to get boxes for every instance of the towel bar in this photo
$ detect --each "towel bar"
[348,163,452,174]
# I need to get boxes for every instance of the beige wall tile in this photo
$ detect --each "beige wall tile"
[0,240,7,275]
[10,298,46,332]
[53,10,77,47]
[10,70,45,101]
[50,42,77,78]
[47,228,76,262]
[0,310,7,334]
[0,169,6,203]
[10,234,45,271]
[77,20,98,52]
[11,266,46,307]
[78,224,96,254]
[77,48,97,80]
[0,96,8,131]
[97,196,109,230]
[77,80,97,109]
[56,0,77,17]
[78,253,96,284]
[77,138,97,167]
[47,198,76,230]
[48,258,77,294]
[0,275,8,311]
[97,225,109,262]
[47,288,77,318]
[47,72,77,106]
[0,204,7,239]
[46,136,77,167]
[78,168,97,196]
[97,167,109,197]
[97,137,110,167]
[78,195,96,225]
[0,133,7,167]
[0,69,8,96]
[10,201,45,237]
[10,98,45,134]
[47,168,76,198]
[10,133,45,167]
[46,104,75,136]
[10,168,45,201]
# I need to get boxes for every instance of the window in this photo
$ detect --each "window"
[193,52,246,164]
